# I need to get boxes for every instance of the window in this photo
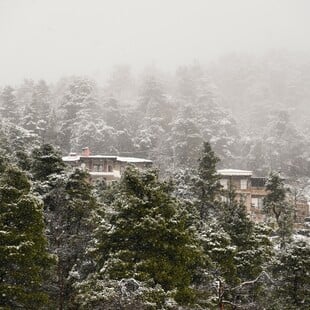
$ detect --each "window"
[258,198,264,209]
[221,195,229,203]
[108,165,113,172]
[251,197,258,208]
[240,179,247,189]
[252,197,264,208]
[220,179,228,189]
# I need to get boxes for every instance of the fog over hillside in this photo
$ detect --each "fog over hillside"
[1,0,310,176]
[1,1,310,309]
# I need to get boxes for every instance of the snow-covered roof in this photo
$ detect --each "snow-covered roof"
[81,155,117,159]
[62,155,152,164]
[62,155,80,161]
[89,172,115,176]
[116,156,152,163]
[217,169,253,176]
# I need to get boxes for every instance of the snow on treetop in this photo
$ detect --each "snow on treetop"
[217,169,252,176]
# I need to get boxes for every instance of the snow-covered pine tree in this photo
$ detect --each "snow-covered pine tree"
[75,167,205,308]
[195,141,222,219]
[0,121,40,167]
[58,77,98,152]
[23,80,52,142]
[31,144,66,181]
[167,106,203,170]
[263,172,294,248]
[269,240,310,309]
[134,75,174,161]
[42,169,98,309]
[0,163,54,308]
[0,86,19,124]
[217,187,272,308]
[30,144,98,308]
[15,79,35,113]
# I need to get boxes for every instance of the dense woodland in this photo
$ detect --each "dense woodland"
[0,52,310,309]
[1,51,310,180]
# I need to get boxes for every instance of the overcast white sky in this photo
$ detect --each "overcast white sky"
[0,0,309,84]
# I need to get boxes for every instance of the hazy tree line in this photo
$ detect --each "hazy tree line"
[0,141,309,309]
[1,52,310,181]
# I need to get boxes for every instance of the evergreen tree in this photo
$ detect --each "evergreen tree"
[0,165,54,308]
[100,96,135,155]
[59,78,98,152]
[270,240,310,309]
[195,141,222,219]
[200,221,238,309]
[31,144,65,181]
[217,188,272,308]
[101,96,125,130]
[168,107,203,169]
[0,127,11,159]
[263,172,294,248]
[0,86,19,124]
[15,79,35,112]
[0,122,40,168]
[134,75,174,161]
[70,115,116,155]
[30,144,98,308]
[44,108,59,146]
[175,64,240,168]
[76,167,205,308]
[138,75,166,115]
[43,169,98,309]
[243,110,310,177]
[31,80,52,120]
[22,80,52,143]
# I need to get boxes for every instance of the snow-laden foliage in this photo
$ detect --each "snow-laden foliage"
[269,240,310,309]
[75,167,205,308]
[264,172,294,248]
[0,163,54,308]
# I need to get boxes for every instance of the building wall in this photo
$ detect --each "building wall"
[63,156,153,184]
[219,173,309,225]
[220,174,268,223]
[293,200,310,225]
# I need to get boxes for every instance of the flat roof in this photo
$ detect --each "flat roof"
[217,169,253,176]
[62,155,80,162]
[62,155,152,163]
[116,156,152,163]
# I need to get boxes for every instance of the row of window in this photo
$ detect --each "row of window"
[220,178,248,190]
[81,163,114,172]
[93,164,114,172]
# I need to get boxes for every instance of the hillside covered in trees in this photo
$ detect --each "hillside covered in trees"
[1,52,310,181]
[0,52,310,309]
[0,141,309,309]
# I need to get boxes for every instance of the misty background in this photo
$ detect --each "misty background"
[1,0,310,183]
[1,0,310,83]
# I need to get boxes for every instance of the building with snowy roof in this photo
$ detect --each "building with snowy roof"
[217,169,310,226]
[217,169,267,222]
[62,147,153,183]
